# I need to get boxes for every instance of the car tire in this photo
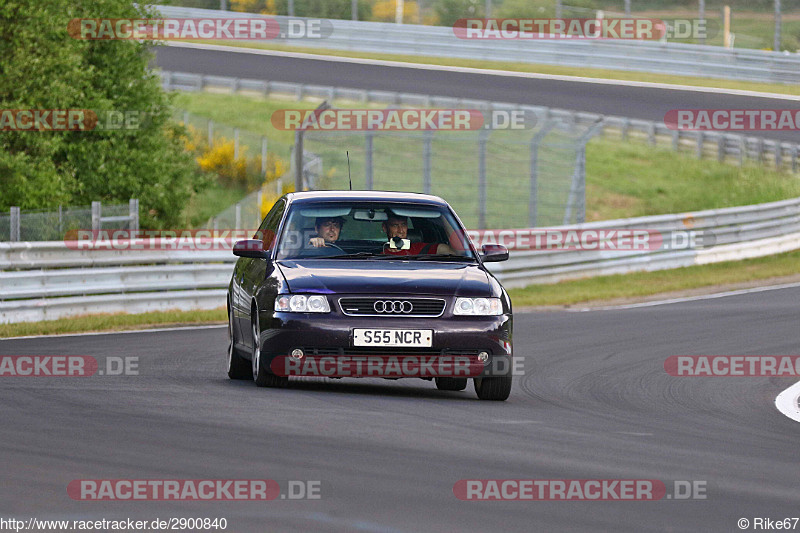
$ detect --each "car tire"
[251,307,288,388]
[474,375,512,401]
[227,305,251,380]
[435,377,468,391]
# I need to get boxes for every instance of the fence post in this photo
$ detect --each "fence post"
[365,131,374,190]
[257,190,264,224]
[91,201,101,232]
[129,199,139,230]
[208,119,214,149]
[58,205,63,237]
[261,137,268,176]
[10,207,20,242]
[235,203,242,229]
[717,135,725,162]
[234,128,240,159]
[528,122,557,227]
[294,130,304,191]
[792,144,798,173]
[422,130,432,194]
[478,130,488,230]
[672,129,679,151]
[775,142,783,170]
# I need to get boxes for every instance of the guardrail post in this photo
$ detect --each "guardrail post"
[647,122,656,146]
[621,118,629,141]
[717,136,725,162]
[757,138,765,164]
[129,199,139,230]
[365,130,374,190]
[235,203,241,229]
[775,143,783,170]
[257,190,263,223]
[261,137,268,176]
[478,130,488,230]
[739,137,746,166]
[58,205,63,237]
[163,71,172,91]
[208,119,214,149]
[9,206,20,242]
[792,145,798,173]
[234,128,240,159]
[422,130,432,194]
[696,132,704,159]
[91,201,101,231]
[672,129,679,151]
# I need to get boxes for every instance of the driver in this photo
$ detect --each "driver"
[381,214,456,256]
[309,216,344,248]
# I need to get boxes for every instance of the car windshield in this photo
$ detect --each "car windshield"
[275,201,477,261]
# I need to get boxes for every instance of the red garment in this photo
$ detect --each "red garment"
[383,242,438,256]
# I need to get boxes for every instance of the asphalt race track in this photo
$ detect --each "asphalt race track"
[2,287,799,532]
[154,44,800,144]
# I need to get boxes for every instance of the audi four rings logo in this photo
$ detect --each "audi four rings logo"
[373,300,413,314]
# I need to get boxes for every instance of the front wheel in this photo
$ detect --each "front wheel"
[251,309,288,388]
[227,305,251,380]
[474,375,512,401]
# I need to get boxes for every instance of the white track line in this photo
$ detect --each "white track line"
[571,281,800,312]
[165,41,800,101]
[775,381,800,423]
[0,324,226,341]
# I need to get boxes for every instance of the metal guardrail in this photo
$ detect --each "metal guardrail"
[2,198,800,323]
[152,5,800,85]
[160,70,800,173]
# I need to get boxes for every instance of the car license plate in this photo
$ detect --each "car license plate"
[353,329,433,347]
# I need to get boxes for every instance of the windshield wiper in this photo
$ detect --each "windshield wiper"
[402,254,475,261]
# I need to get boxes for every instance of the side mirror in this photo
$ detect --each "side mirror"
[233,239,269,259]
[480,244,509,263]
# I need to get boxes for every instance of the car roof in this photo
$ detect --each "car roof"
[285,190,449,207]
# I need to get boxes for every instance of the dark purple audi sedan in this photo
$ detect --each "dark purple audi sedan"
[226,191,513,401]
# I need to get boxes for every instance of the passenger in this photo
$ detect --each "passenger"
[381,214,455,256]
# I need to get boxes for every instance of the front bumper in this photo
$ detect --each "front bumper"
[260,310,513,378]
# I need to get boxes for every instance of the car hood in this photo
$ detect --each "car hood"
[276,259,491,296]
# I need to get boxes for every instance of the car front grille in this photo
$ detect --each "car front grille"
[338,297,446,317]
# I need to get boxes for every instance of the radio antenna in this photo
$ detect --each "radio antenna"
[346,151,352,191]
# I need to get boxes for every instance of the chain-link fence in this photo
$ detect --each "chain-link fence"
[299,120,602,229]
[0,201,138,242]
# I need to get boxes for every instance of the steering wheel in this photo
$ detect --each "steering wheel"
[323,243,346,253]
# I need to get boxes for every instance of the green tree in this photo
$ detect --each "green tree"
[0,0,207,229]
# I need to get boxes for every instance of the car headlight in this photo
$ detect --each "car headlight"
[453,297,502,316]
[274,294,331,313]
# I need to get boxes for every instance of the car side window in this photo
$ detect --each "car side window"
[256,199,286,250]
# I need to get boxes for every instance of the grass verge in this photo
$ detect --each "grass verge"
[174,91,800,226]
[0,308,226,339]
[508,247,800,307]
